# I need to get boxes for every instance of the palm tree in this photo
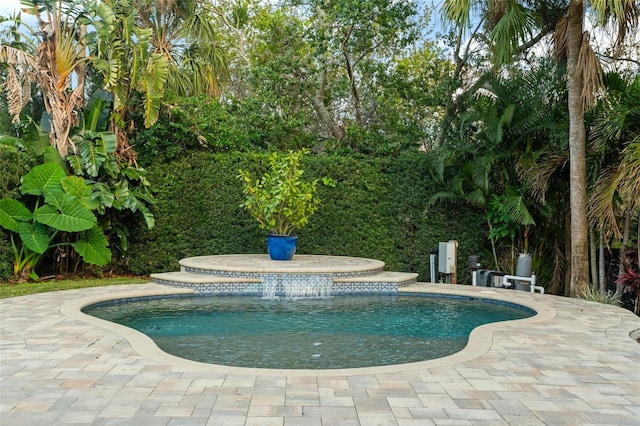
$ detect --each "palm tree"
[589,72,640,295]
[0,0,100,156]
[589,73,640,236]
[441,0,640,296]
[134,0,228,97]
[1,0,228,162]
[94,0,227,162]
[439,65,567,283]
[428,153,536,272]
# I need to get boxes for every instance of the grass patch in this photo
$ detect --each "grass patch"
[0,276,151,299]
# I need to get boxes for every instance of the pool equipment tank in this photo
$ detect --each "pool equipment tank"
[501,253,544,293]
[514,253,532,290]
[438,240,458,283]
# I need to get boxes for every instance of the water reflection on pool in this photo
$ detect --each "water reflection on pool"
[83,294,534,369]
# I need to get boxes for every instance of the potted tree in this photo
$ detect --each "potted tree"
[238,149,331,260]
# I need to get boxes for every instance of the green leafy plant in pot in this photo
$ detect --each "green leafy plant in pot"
[238,149,331,260]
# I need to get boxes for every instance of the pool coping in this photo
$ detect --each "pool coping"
[61,283,558,377]
[4,281,640,424]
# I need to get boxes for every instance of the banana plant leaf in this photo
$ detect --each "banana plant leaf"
[136,202,155,229]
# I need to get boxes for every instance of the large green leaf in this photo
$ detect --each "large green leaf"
[61,175,92,198]
[42,146,67,169]
[71,226,111,265]
[95,132,117,157]
[34,192,97,232]
[18,222,50,254]
[137,202,155,229]
[61,176,100,210]
[21,163,66,196]
[76,139,104,178]
[15,116,49,155]
[67,153,84,175]
[91,182,115,211]
[0,199,32,232]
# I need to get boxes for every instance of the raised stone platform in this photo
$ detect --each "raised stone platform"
[151,254,418,295]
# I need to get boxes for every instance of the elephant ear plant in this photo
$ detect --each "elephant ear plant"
[238,149,334,236]
[0,163,110,281]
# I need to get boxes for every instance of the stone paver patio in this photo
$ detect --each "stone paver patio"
[1,282,639,425]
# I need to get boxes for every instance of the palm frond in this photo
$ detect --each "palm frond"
[591,0,639,50]
[577,32,603,110]
[180,13,218,44]
[552,15,568,61]
[519,151,569,204]
[588,163,623,236]
[426,191,464,211]
[500,195,536,225]
[490,0,536,64]
[466,189,487,208]
[441,0,473,29]
[472,156,492,193]
[617,139,640,212]
[0,43,37,67]
[590,98,629,152]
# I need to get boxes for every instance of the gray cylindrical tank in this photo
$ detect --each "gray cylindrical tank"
[515,253,532,291]
[468,255,481,270]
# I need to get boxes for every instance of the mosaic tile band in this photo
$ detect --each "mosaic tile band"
[153,277,404,295]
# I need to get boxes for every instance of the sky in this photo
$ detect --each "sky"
[1,0,636,71]
[0,0,22,15]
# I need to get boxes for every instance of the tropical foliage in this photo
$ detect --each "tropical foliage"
[0,163,110,280]
[0,0,638,315]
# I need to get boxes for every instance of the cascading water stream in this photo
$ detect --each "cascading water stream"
[283,281,332,298]
[262,274,333,298]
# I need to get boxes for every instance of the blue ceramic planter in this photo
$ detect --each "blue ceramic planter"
[267,235,298,260]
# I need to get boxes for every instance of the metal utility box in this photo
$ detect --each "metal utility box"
[438,241,457,274]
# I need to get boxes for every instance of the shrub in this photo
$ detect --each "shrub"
[0,146,35,280]
[133,96,316,164]
[125,152,487,282]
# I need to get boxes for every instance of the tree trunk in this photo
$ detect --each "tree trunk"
[341,30,362,127]
[589,226,597,291]
[564,210,572,297]
[598,229,605,295]
[487,218,499,270]
[616,207,631,296]
[566,0,590,297]
[307,48,344,140]
[307,91,344,140]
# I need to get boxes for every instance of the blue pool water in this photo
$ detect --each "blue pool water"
[84,294,534,369]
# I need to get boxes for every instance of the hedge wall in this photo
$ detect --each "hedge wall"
[125,152,487,283]
[0,147,36,280]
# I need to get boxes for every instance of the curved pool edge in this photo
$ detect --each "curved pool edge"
[61,282,558,377]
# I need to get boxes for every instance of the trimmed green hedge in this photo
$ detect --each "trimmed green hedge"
[125,152,487,283]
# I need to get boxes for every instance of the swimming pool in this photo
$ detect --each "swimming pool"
[83,293,534,369]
